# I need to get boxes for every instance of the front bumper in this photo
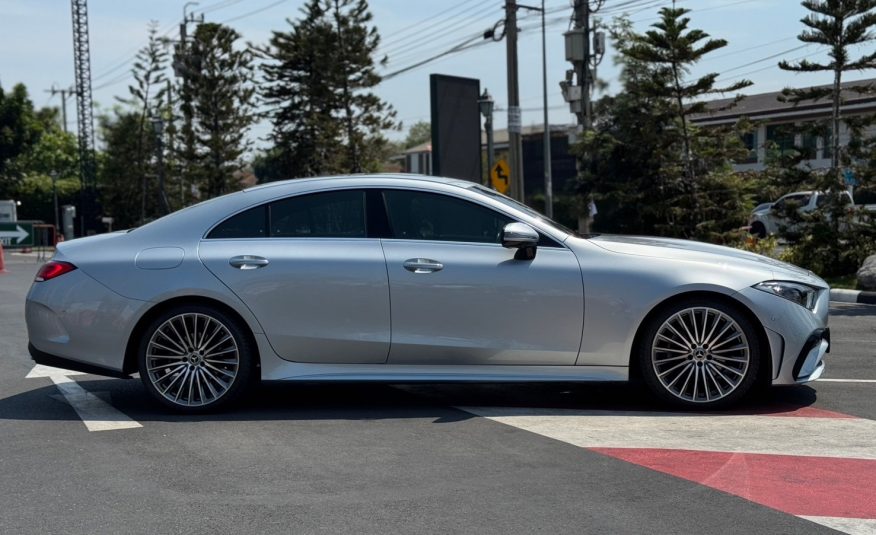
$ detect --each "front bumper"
[734,285,829,385]
[793,328,830,383]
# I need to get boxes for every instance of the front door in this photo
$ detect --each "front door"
[379,189,584,366]
[200,189,390,364]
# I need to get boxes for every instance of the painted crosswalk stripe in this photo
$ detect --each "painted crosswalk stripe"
[817,378,876,383]
[27,365,142,432]
[461,406,876,534]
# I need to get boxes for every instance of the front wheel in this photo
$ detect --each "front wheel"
[638,298,761,409]
[138,305,255,412]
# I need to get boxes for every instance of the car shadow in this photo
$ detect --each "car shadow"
[0,376,819,424]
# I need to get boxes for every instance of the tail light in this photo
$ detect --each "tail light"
[35,261,77,282]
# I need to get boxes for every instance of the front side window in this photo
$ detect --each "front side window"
[383,190,511,244]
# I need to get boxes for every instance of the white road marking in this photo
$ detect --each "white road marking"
[27,365,142,432]
[25,364,84,378]
[460,407,876,460]
[800,516,876,535]
[817,378,876,383]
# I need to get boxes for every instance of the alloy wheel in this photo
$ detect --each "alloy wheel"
[650,307,750,403]
[145,313,240,407]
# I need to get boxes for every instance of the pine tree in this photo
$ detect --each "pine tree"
[260,2,341,178]
[260,0,397,178]
[582,13,755,241]
[773,0,876,276]
[624,7,753,184]
[779,0,876,185]
[178,23,256,198]
[117,21,168,224]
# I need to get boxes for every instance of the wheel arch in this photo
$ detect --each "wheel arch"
[628,290,772,386]
[123,296,261,375]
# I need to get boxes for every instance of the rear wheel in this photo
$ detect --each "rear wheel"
[137,305,255,412]
[638,298,761,409]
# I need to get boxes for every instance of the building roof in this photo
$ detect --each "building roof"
[691,78,876,125]
[484,123,575,145]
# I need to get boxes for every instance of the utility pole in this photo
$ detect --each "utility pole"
[504,0,525,202]
[561,0,603,232]
[540,0,552,218]
[45,86,76,133]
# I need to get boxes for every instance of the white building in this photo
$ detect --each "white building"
[691,78,876,172]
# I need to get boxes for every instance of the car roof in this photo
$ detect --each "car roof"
[243,173,473,193]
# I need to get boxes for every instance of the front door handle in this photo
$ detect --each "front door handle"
[229,255,269,270]
[403,258,444,274]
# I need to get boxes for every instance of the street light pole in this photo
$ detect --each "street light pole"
[479,89,495,188]
[540,0,553,218]
[519,1,553,217]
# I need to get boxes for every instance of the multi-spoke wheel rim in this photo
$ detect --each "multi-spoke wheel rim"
[651,307,750,403]
[145,313,239,407]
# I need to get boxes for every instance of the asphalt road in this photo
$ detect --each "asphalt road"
[1,254,874,534]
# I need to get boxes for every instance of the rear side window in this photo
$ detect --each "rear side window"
[207,205,267,239]
[270,190,365,238]
[207,190,366,239]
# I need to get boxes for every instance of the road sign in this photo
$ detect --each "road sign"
[491,160,510,194]
[0,222,33,247]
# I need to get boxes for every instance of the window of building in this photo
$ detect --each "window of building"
[801,131,818,160]
[382,190,512,244]
[740,131,758,164]
[765,124,796,156]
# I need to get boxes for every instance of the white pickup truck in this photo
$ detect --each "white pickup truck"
[747,190,876,238]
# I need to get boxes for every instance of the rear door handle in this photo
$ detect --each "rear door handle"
[403,258,444,274]
[229,255,269,270]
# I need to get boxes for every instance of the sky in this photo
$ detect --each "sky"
[1,0,873,149]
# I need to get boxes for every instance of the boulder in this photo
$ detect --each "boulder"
[857,254,876,291]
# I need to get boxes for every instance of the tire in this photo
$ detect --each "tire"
[637,297,761,409]
[137,304,256,412]
[750,222,767,239]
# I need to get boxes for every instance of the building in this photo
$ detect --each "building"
[691,78,876,172]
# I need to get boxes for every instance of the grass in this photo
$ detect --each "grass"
[823,273,857,290]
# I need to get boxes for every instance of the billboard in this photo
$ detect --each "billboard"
[429,74,481,182]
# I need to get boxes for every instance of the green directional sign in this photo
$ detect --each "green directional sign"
[0,222,34,247]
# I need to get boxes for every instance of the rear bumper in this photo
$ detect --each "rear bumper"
[28,343,130,379]
[25,268,146,372]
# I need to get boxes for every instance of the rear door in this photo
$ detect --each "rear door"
[379,189,584,366]
[199,189,391,364]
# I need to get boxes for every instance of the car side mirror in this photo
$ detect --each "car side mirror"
[502,222,539,260]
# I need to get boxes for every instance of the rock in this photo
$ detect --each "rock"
[857,254,876,290]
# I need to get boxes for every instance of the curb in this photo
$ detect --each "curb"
[830,288,876,305]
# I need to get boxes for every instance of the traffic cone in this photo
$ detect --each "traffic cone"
[0,242,7,274]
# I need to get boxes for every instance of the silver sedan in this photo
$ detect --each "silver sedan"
[25,175,830,412]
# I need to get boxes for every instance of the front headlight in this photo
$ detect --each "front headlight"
[754,281,818,309]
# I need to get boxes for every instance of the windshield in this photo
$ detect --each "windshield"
[468,184,578,236]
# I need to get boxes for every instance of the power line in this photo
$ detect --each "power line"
[376,0,483,50]
[221,0,290,24]
[380,1,500,61]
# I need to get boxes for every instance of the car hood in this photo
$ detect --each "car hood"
[587,234,825,286]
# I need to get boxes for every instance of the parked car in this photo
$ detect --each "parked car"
[26,174,830,412]
[748,190,854,238]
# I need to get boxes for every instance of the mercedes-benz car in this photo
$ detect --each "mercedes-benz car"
[26,174,830,412]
